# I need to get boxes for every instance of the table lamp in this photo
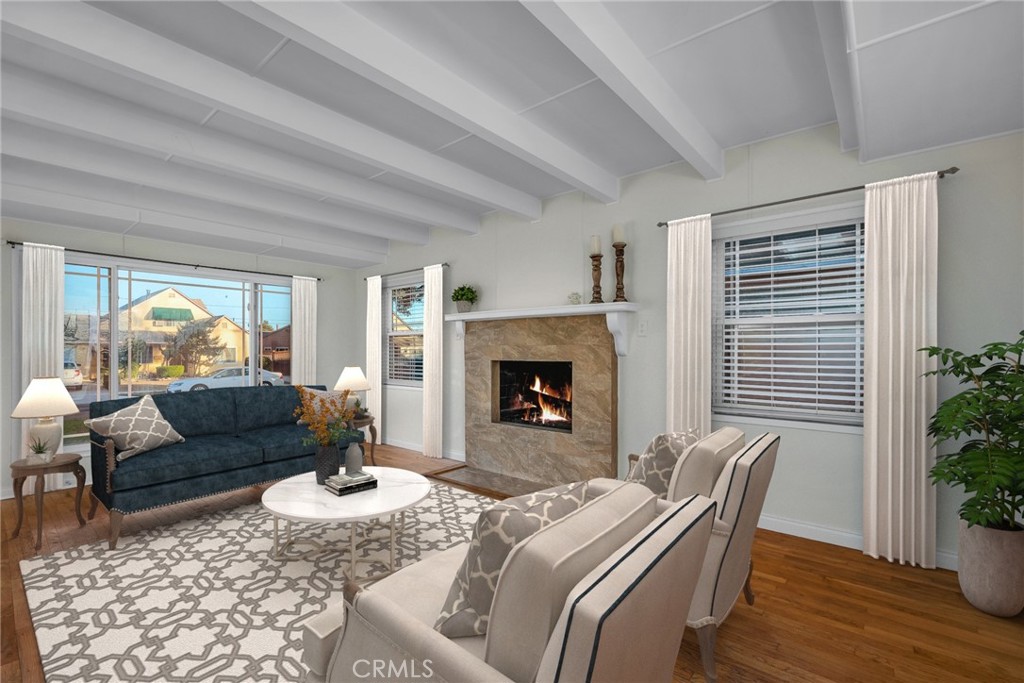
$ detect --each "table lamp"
[335,366,371,402]
[12,377,79,459]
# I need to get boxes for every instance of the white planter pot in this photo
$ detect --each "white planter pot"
[957,519,1024,617]
[455,301,473,313]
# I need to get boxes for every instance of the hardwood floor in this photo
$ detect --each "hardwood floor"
[2,445,1021,682]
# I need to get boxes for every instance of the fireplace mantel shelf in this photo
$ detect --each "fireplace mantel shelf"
[445,302,639,357]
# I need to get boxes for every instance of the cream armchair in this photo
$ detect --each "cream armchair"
[302,480,717,683]
[685,432,780,683]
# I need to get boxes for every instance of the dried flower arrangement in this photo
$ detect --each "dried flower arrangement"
[294,386,357,447]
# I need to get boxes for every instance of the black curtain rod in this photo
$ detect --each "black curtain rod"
[364,262,449,281]
[5,241,323,281]
[656,166,959,228]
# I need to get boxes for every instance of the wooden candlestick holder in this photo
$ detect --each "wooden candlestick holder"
[590,253,604,304]
[613,241,627,302]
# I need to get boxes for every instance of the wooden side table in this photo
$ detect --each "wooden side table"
[11,453,87,551]
[348,415,378,466]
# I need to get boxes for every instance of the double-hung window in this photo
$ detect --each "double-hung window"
[384,280,425,385]
[712,214,865,426]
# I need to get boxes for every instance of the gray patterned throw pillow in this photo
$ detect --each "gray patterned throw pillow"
[434,480,589,638]
[85,394,185,461]
[625,428,701,498]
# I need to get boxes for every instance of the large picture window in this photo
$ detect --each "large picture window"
[712,219,865,426]
[62,260,291,444]
[385,282,424,385]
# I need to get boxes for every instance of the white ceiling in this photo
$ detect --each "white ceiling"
[2,1,1021,268]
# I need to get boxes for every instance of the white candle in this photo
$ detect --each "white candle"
[590,235,601,256]
[612,224,625,244]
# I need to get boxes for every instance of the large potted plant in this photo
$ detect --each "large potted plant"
[924,331,1024,617]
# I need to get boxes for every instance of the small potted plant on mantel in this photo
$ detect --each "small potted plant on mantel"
[924,330,1024,617]
[451,284,478,313]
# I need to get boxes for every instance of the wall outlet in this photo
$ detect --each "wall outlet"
[637,319,649,337]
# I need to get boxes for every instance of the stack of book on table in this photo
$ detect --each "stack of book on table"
[326,471,377,496]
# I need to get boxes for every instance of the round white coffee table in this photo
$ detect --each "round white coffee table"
[261,466,431,579]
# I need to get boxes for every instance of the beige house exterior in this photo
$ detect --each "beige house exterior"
[118,287,248,376]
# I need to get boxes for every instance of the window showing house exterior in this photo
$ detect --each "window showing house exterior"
[62,261,292,442]
[385,282,425,385]
[712,217,865,426]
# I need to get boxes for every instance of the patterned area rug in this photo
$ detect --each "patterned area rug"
[20,484,492,683]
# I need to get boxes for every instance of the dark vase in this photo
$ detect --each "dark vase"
[314,445,340,485]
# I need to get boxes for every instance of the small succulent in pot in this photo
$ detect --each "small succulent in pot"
[451,284,478,313]
[28,436,54,463]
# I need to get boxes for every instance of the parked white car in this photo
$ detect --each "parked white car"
[63,360,83,389]
[166,367,284,392]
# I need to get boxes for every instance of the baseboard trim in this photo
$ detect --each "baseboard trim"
[936,549,959,571]
[758,513,862,550]
[382,438,423,453]
[758,513,958,571]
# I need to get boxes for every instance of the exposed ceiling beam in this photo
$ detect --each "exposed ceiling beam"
[1,65,479,235]
[0,0,542,218]
[230,1,620,203]
[524,1,724,180]
[2,155,390,256]
[839,0,870,162]
[813,1,860,152]
[2,120,431,245]
[1,184,387,268]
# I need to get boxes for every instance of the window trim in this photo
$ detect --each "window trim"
[711,203,866,427]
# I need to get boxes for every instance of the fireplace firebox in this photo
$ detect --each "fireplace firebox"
[493,360,572,432]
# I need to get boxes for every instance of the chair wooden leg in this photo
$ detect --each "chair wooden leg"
[696,624,718,683]
[108,511,124,550]
[88,492,100,520]
[743,559,756,605]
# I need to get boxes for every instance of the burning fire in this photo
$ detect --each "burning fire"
[531,374,571,423]
[500,367,572,431]
[530,375,572,402]
[537,393,570,423]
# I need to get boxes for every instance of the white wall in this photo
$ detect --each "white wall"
[357,125,1024,567]
[0,219,364,498]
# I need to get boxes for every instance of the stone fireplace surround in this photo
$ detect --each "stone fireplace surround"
[461,313,619,486]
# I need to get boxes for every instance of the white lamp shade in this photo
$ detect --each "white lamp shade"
[334,366,371,392]
[12,377,79,418]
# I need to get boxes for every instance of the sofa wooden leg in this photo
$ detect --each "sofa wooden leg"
[697,624,718,683]
[743,559,756,606]
[88,492,100,520]
[109,511,124,550]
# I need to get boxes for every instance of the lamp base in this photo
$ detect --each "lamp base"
[29,417,62,462]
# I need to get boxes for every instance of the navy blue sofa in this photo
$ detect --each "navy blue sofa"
[89,384,361,548]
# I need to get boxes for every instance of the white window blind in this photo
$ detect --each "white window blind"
[385,283,424,384]
[713,222,865,425]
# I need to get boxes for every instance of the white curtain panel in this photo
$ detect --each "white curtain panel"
[290,276,317,385]
[666,215,712,436]
[365,276,383,423]
[422,264,444,459]
[863,172,938,569]
[20,243,65,489]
